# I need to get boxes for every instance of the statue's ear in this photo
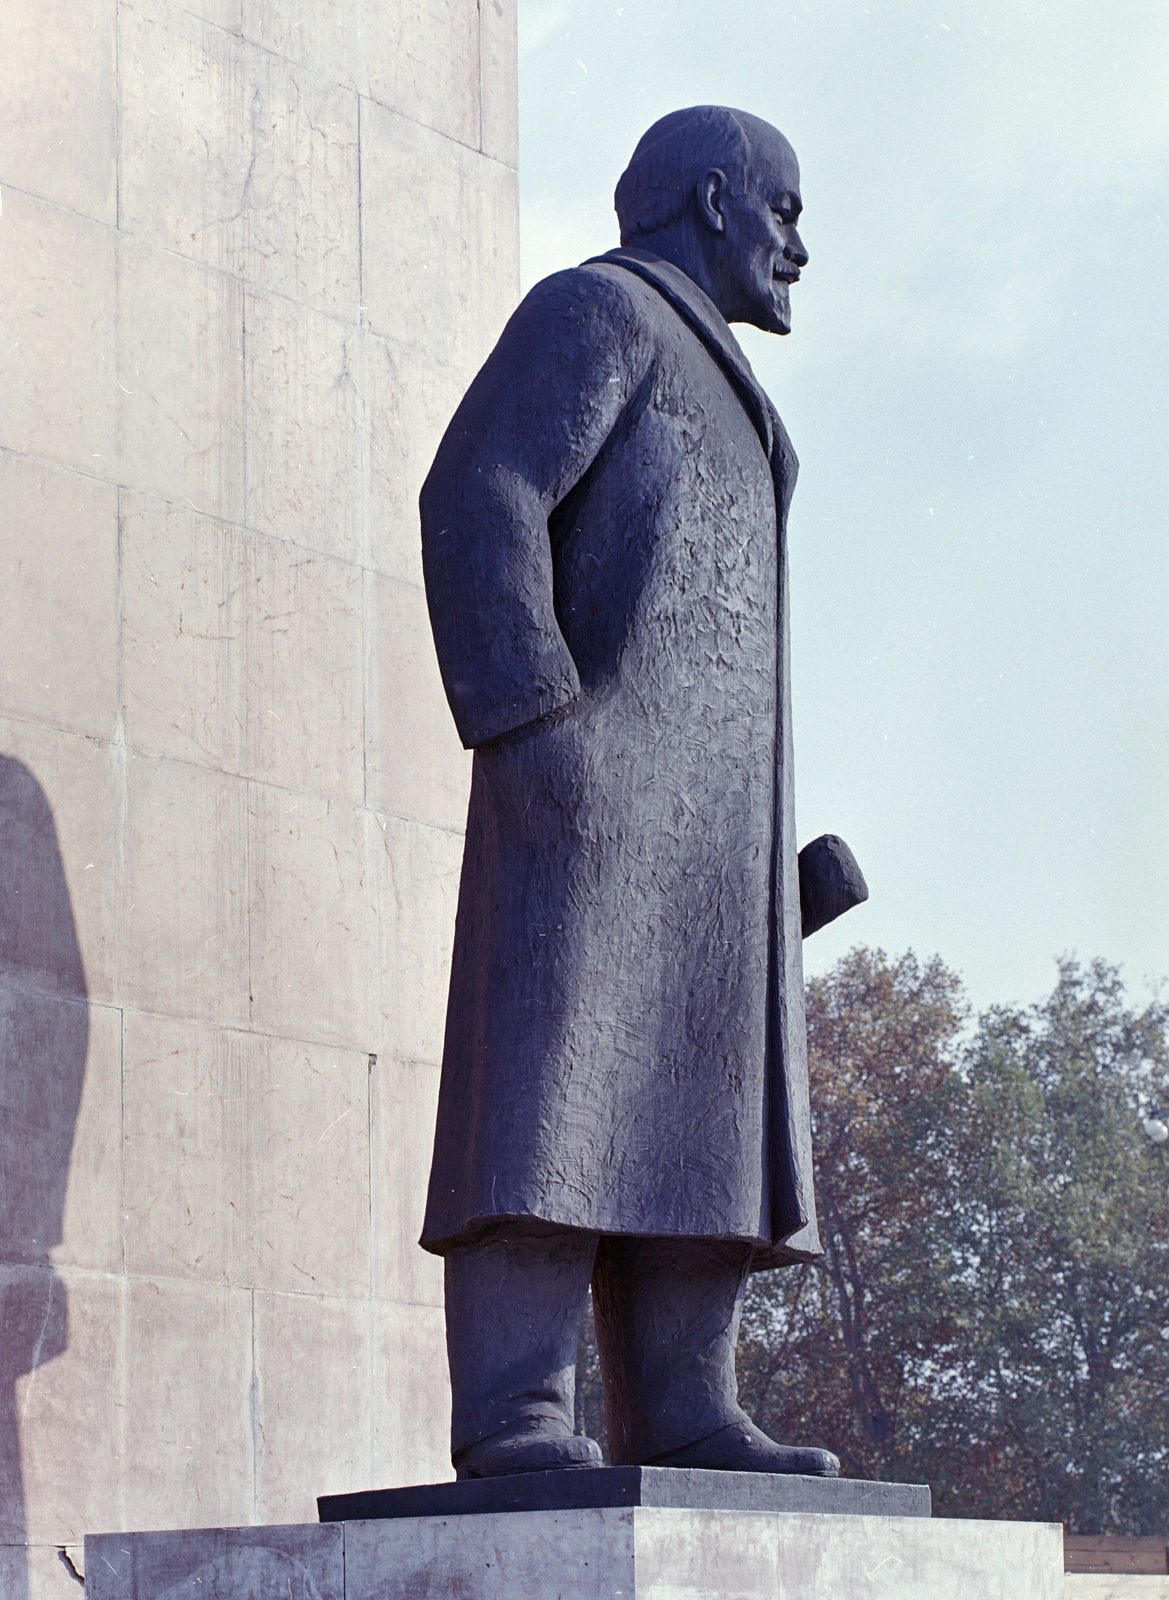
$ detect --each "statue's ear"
[798,835,869,939]
[697,168,729,234]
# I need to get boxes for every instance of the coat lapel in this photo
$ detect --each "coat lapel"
[588,247,775,463]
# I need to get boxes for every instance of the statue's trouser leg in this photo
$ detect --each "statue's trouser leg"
[444,1223,599,1470]
[591,1235,753,1465]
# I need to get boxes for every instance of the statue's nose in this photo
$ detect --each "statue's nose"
[784,227,809,269]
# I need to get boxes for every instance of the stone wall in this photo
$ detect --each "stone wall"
[0,2,518,1593]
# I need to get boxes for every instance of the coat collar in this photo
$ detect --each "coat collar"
[587,246,775,462]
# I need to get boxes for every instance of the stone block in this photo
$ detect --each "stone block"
[0,0,116,221]
[362,0,479,148]
[123,1277,253,1531]
[247,786,369,1048]
[0,188,115,475]
[0,990,121,1272]
[367,812,463,1067]
[360,104,519,375]
[363,333,465,587]
[371,1301,451,1489]
[370,1058,443,1307]
[479,0,518,167]
[244,291,364,564]
[0,455,119,741]
[121,498,364,799]
[122,1011,370,1296]
[119,0,359,318]
[1065,1583,1169,1599]
[116,240,245,522]
[241,533,365,800]
[10,1543,91,1600]
[345,1506,1065,1599]
[253,1291,372,1524]
[365,574,470,832]
[0,717,121,1007]
[1,1267,124,1545]
[120,496,248,776]
[121,753,249,1027]
[85,1523,343,1600]
[240,0,355,89]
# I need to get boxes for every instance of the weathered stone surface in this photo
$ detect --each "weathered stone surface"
[254,1292,373,1524]
[247,785,369,1047]
[360,104,519,372]
[119,0,360,317]
[319,1465,931,1524]
[0,189,116,475]
[0,990,122,1272]
[364,335,469,588]
[121,499,364,798]
[0,455,119,741]
[85,1523,342,1600]
[370,1059,444,1307]
[244,291,364,564]
[121,754,250,1027]
[242,538,365,800]
[1065,1582,1169,1599]
[361,0,480,147]
[0,716,121,1006]
[365,575,471,832]
[1,1267,124,1544]
[116,241,245,521]
[372,1302,452,1489]
[0,0,116,221]
[122,1014,370,1295]
[239,0,355,88]
[3,0,515,1562]
[123,1279,253,1530]
[120,498,249,776]
[367,812,463,1067]
[344,1507,1064,1599]
[479,0,518,167]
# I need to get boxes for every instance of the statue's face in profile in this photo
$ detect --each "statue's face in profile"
[717,136,807,335]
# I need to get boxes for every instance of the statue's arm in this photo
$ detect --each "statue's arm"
[421,268,649,749]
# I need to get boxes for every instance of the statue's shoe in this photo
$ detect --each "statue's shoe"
[645,1416,840,1476]
[456,1433,603,1479]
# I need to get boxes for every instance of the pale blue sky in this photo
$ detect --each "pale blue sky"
[516,0,1169,1014]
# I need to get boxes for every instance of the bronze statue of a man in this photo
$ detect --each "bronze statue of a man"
[418,106,865,1480]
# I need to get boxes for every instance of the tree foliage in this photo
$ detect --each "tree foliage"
[735,948,1169,1531]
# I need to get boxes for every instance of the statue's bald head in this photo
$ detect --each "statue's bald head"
[615,106,796,246]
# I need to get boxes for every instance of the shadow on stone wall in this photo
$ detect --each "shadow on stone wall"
[0,755,88,1600]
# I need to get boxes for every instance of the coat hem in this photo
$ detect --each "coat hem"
[419,1209,823,1268]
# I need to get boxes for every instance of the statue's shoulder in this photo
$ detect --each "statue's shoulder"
[515,260,663,333]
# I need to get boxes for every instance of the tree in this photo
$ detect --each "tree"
[575,948,1169,1527]
[736,949,1169,1531]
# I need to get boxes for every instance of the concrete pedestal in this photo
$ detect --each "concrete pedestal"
[86,1506,1063,1599]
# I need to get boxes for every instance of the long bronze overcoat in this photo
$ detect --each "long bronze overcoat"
[418,248,822,1268]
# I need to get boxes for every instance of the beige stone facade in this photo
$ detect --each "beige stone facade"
[0,1,518,1592]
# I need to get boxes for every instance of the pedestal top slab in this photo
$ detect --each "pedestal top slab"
[316,1465,931,1522]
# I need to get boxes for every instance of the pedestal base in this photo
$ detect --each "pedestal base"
[86,1505,1063,1599]
[318,1464,931,1522]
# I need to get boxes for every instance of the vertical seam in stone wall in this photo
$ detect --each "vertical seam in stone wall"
[477,0,485,154]
[245,781,254,1020]
[118,1004,127,1278]
[114,0,122,228]
[249,1288,259,1520]
[357,98,365,329]
[241,295,249,544]
[367,1055,376,1305]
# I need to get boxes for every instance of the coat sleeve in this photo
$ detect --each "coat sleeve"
[420,267,652,749]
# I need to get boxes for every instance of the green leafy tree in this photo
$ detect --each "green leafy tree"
[735,949,1169,1531]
